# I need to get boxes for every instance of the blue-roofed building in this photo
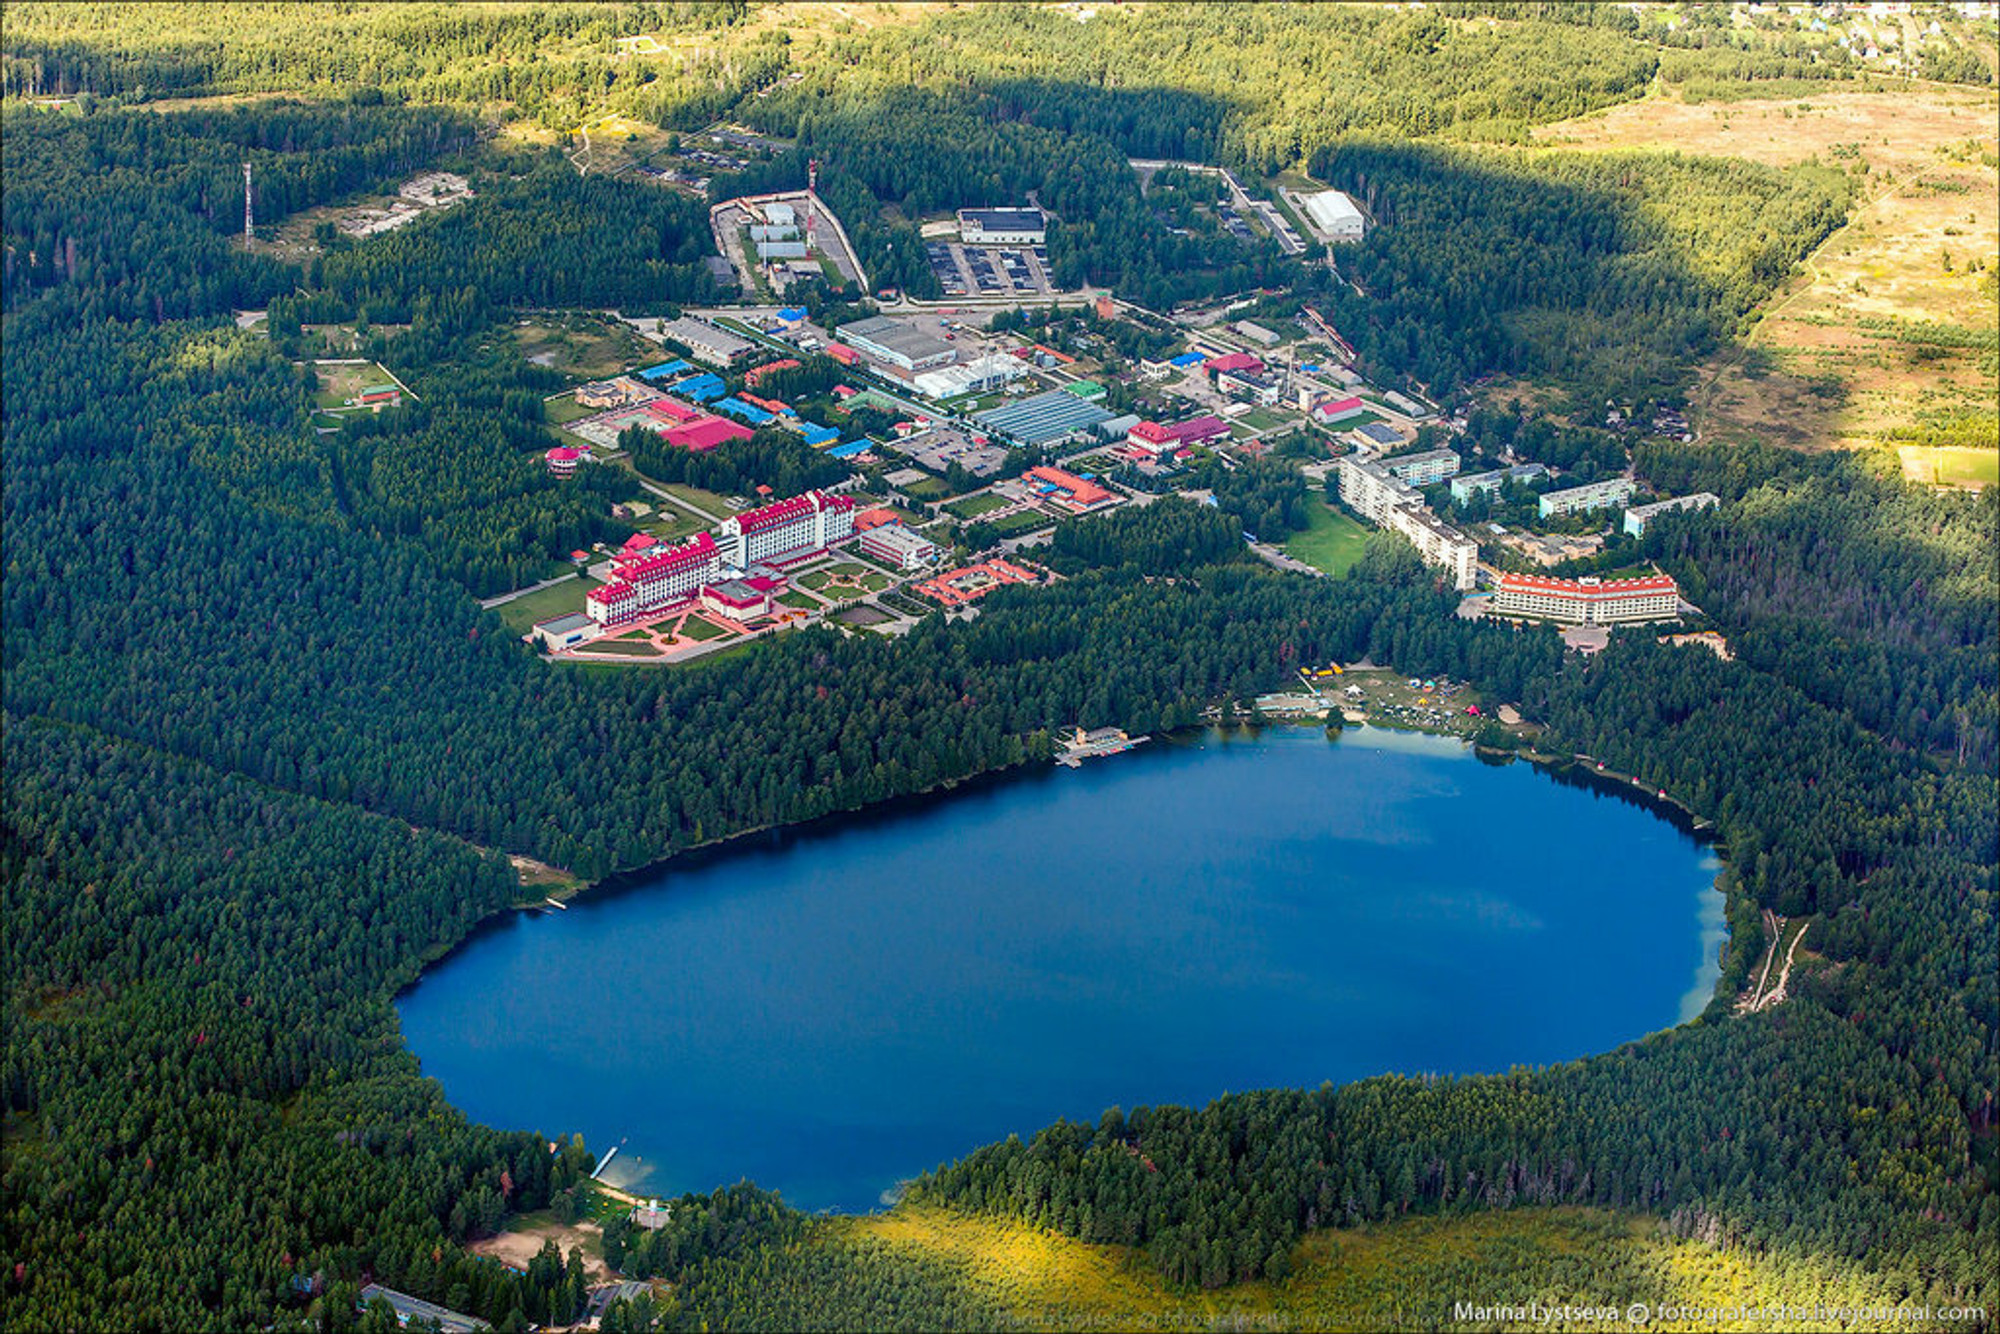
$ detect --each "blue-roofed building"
[677,373,727,403]
[715,397,774,426]
[800,422,840,448]
[827,440,873,459]
[638,359,693,381]
[1169,351,1207,368]
[776,306,808,325]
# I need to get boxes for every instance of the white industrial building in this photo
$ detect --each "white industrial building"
[957,207,1047,245]
[1539,477,1636,519]
[762,201,797,227]
[839,315,957,373]
[1622,492,1719,537]
[1299,189,1367,242]
[756,238,809,260]
[912,353,1025,400]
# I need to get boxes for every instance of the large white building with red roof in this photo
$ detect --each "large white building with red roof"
[1491,572,1680,626]
[585,531,723,626]
[717,490,855,567]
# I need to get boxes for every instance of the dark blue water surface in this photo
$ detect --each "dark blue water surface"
[399,726,1722,1213]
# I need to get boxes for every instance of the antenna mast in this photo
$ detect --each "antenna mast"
[243,162,254,243]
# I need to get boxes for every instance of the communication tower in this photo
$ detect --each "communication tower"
[243,163,254,243]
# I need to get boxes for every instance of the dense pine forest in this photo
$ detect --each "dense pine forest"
[3,3,1996,1330]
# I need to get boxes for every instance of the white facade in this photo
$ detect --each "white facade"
[911,354,1024,400]
[1387,506,1478,592]
[1336,447,1477,590]
[1539,478,1636,518]
[1492,574,1680,625]
[958,208,1047,245]
[716,491,856,567]
[1450,463,1548,504]
[1383,448,1461,488]
[1623,492,1719,537]
[857,523,942,571]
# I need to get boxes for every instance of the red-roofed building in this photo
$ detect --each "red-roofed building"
[646,398,702,424]
[832,384,857,399]
[1127,420,1175,452]
[1023,465,1116,513]
[852,506,903,532]
[826,342,861,367]
[743,358,800,388]
[622,532,658,554]
[663,416,755,452]
[1205,351,1264,376]
[912,558,1040,608]
[741,392,793,416]
[1491,572,1680,626]
[717,490,856,566]
[588,532,724,626]
[1314,395,1365,424]
[546,447,583,477]
[1168,415,1230,446]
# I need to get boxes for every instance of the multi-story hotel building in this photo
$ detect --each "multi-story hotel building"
[585,532,723,627]
[1490,572,1680,626]
[717,490,855,567]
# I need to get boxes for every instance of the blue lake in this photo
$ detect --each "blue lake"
[398,726,1723,1213]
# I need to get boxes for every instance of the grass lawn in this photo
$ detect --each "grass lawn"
[1242,407,1295,431]
[900,476,951,500]
[977,508,1057,539]
[543,393,597,425]
[778,590,823,611]
[571,639,662,658]
[492,576,595,634]
[1283,503,1371,577]
[678,615,731,642]
[645,510,709,542]
[656,484,735,520]
[945,492,1009,519]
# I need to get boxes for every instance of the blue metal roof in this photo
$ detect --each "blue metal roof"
[777,306,808,322]
[677,373,726,403]
[637,359,693,380]
[715,397,774,425]
[1169,351,1206,367]
[826,440,872,459]
[800,422,840,447]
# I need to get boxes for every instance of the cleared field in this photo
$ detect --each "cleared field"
[543,394,598,425]
[511,317,651,381]
[310,361,400,409]
[1535,87,1999,455]
[491,577,594,634]
[1899,444,1998,490]
[847,1205,1918,1332]
[1283,502,1371,577]
[655,484,735,519]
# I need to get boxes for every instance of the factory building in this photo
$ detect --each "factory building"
[1622,492,1719,537]
[838,316,957,372]
[1449,463,1549,504]
[1382,448,1462,488]
[1491,572,1681,626]
[585,532,723,627]
[717,489,856,567]
[762,201,797,228]
[661,317,755,367]
[1538,477,1636,519]
[856,521,943,571]
[911,353,1025,400]
[957,207,1047,245]
[1299,189,1367,242]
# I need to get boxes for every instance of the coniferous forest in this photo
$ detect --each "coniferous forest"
[2,4,1995,1330]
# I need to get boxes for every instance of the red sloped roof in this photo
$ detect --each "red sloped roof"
[1498,572,1679,599]
[1129,421,1173,444]
[663,416,755,451]
[614,531,717,580]
[1207,352,1264,374]
[588,581,636,605]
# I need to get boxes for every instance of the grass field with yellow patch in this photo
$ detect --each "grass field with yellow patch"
[843,1205,1950,1332]
[1536,86,1999,458]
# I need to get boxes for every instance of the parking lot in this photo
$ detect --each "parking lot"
[923,240,1060,298]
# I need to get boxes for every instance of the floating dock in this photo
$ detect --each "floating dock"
[1056,727,1148,767]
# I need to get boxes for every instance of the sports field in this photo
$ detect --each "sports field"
[1283,503,1371,577]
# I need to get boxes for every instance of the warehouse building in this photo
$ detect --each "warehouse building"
[531,612,598,652]
[839,316,957,372]
[1622,492,1719,537]
[661,317,755,367]
[1491,572,1681,626]
[1538,477,1636,519]
[1299,189,1368,242]
[974,389,1115,446]
[911,353,1024,400]
[756,238,809,260]
[957,207,1047,245]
